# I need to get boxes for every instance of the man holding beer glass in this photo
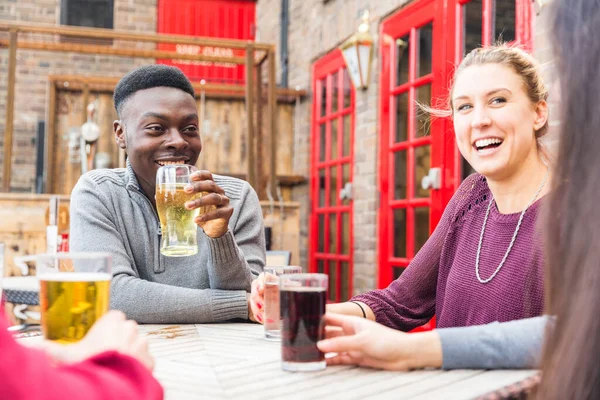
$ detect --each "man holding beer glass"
[69,65,265,323]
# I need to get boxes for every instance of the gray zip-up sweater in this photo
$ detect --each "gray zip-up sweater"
[69,163,265,324]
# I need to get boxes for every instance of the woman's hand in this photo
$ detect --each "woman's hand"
[317,313,443,371]
[249,273,265,324]
[43,310,155,370]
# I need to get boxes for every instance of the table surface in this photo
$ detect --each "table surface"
[138,323,538,400]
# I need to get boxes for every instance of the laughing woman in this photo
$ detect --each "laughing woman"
[252,45,550,330]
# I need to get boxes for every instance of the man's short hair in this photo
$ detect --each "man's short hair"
[113,65,195,116]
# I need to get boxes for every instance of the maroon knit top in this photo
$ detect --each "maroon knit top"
[353,173,545,330]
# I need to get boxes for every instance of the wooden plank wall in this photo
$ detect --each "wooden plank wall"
[52,92,119,194]
[50,90,295,200]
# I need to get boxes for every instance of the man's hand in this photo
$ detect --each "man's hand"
[184,170,233,238]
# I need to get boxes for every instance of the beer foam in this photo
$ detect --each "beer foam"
[38,272,112,282]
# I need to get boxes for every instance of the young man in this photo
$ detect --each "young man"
[70,65,265,323]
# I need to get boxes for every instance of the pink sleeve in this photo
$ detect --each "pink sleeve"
[0,314,163,400]
[351,174,477,331]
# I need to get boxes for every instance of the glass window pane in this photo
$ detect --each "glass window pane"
[414,145,431,199]
[493,0,516,43]
[328,260,337,302]
[330,166,338,206]
[395,93,409,143]
[415,207,430,254]
[329,213,338,253]
[393,266,406,280]
[341,212,350,254]
[396,34,410,86]
[332,71,339,113]
[394,150,407,199]
[416,84,432,137]
[320,78,327,116]
[417,22,433,77]
[319,124,326,161]
[319,168,326,207]
[343,114,351,157]
[462,0,483,56]
[331,118,338,160]
[317,259,325,274]
[393,208,407,258]
[342,69,352,108]
[341,261,350,301]
[318,214,325,252]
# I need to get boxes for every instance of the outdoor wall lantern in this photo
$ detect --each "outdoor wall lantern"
[340,10,374,90]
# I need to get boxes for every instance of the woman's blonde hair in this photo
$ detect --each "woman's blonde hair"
[426,44,549,139]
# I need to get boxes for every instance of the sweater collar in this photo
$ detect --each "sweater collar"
[125,159,142,192]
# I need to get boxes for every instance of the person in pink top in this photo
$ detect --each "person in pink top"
[1,309,163,400]
[251,44,551,330]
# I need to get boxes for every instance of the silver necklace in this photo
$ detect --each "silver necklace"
[475,169,549,284]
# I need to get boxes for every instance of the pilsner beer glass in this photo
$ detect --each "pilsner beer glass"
[37,252,112,343]
[156,164,206,257]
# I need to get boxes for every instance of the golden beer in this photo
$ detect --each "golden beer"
[39,272,111,343]
[156,183,204,257]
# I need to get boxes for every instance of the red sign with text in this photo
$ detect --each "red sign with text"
[157,0,256,84]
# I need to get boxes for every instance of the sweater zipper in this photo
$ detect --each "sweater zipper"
[132,189,165,273]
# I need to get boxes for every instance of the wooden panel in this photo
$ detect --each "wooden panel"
[0,21,273,51]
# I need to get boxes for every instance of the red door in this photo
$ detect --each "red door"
[310,50,355,302]
[378,0,453,296]
[453,0,534,182]
[377,0,534,331]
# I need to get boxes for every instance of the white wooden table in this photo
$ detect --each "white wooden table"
[140,323,538,400]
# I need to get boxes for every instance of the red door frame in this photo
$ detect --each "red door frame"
[451,0,534,187]
[309,49,355,302]
[378,0,534,289]
[377,0,452,289]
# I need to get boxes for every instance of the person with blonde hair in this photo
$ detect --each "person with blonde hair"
[318,2,600,390]
[253,44,551,334]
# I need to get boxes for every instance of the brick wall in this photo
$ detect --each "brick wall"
[532,7,559,158]
[257,0,413,294]
[257,0,549,295]
[0,0,157,192]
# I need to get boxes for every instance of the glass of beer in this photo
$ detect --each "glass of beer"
[263,265,302,340]
[280,273,328,372]
[37,252,112,343]
[156,164,205,257]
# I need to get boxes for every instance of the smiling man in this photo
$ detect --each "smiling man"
[69,65,265,323]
